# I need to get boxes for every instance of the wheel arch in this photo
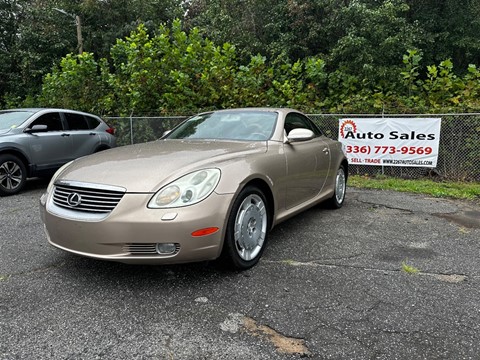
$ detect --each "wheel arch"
[217,177,274,269]
[94,145,111,153]
[241,178,275,230]
[0,149,31,176]
[341,159,349,181]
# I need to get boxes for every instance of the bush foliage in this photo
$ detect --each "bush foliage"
[38,20,480,115]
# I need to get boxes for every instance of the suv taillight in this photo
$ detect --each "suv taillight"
[106,127,115,135]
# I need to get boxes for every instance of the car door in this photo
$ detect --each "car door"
[26,112,72,171]
[63,112,98,159]
[283,113,332,209]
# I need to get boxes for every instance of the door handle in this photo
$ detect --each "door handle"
[61,133,70,137]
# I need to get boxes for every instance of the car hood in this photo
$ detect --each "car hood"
[57,139,268,192]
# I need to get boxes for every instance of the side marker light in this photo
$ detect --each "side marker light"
[191,227,220,237]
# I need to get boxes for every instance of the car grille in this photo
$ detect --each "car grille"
[123,243,181,255]
[53,183,125,213]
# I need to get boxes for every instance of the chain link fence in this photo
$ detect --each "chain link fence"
[105,113,480,181]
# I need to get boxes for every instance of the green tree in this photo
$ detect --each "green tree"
[0,0,22,105]
[107,21,239,114]
[405,0,480,70]
[39,52,111,113]
[0,0,183,107]
[325,0,422,86]
[77,0,183,59]
[184,0,291,61]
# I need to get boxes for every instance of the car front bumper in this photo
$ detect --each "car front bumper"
[40,191,235,264]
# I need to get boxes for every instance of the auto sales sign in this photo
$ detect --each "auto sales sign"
[338,118,441,167]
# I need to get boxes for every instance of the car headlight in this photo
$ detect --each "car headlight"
[148,169,221,208]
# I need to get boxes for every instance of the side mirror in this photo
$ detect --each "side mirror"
[286,128,315,143]
[25,124,48,133]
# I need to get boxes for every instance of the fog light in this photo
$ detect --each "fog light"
[156,243,177,255]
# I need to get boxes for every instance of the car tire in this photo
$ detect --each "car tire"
[326,165,347,209]
[94,146,110,153]
[220,186,270,270]
[0,154,27,196]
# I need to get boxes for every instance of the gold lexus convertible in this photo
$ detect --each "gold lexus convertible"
[40,108,348,269]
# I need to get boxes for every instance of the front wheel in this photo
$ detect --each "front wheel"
[326,165,346,209]
[220,186,269,270]
[0,154,27,196]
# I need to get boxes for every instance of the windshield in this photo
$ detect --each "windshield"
[0,111,34,130]
[166,110,278,141]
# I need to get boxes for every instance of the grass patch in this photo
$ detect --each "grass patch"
[349,175,480,200]
[401,261,420,274]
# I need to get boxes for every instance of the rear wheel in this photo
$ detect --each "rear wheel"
[220,186,269,270]
[0,154,27,196]
[327,165,346,209]
[94,146,110,153]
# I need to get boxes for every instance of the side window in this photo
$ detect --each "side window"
[30,113,63,131]
[64,113,89,130]
[306,116,322,136]
[85,115,100,129]
[285,113,322,136]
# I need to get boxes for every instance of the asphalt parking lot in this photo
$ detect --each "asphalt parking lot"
[1,179,479,359]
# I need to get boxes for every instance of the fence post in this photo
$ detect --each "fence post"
[130,111,134,145]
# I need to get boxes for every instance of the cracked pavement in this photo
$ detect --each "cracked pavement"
[1,179,479,359]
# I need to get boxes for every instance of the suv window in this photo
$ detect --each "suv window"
[285,113,322,136]
[31,113,63,131]
[64,113,89,130]
[0,111,34,130]
[85,115,100,129]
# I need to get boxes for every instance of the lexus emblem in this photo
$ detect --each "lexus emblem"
[67,192,82,207]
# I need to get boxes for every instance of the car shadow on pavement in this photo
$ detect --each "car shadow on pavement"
[26,177,51,192]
